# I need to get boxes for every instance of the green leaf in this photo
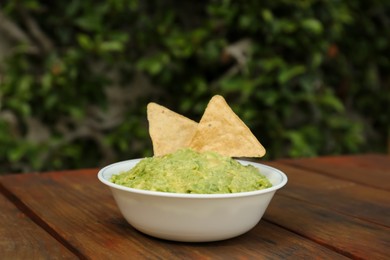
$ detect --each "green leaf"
[136,53,170,75]
[301,19,323,34]
[260,57,285,72]
[320,91,345,113]
[278,65,306,84]
[9,147,25,162]
[74,15,101,31]
[261,9,273,22]
[77,34,93,50]
[99,41,124,52]
[41,73,52,92]
[219,77,253,93]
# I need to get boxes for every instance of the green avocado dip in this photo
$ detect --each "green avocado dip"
[110,149,272,194]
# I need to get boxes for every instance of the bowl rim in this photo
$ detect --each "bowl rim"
[97,158,288,199]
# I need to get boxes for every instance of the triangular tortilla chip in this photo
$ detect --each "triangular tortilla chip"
[189,95,266,157]
[147,102,198,156]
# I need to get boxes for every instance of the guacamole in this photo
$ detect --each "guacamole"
[110,149,272,194]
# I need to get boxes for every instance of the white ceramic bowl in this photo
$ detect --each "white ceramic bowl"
[98,159,287,242]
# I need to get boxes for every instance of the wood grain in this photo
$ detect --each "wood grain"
[0,169,348,259]
[1,155,388,259]
[264,195,390,259]
[0,187,76,259]
[264,162,390,226]
[279,154,390,190]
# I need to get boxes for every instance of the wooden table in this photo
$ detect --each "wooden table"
[1,154,389,259]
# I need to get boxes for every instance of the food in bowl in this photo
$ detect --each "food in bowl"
[98,94,288,242]
[110,148,272,194]
[98,159,287,242]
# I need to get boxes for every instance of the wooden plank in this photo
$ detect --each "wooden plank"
[0,170,347,259]
[0,187,76,259]
[264,195,390,259]
[176,220,349,259]
[279,154,390,190]
[264,162,390,226]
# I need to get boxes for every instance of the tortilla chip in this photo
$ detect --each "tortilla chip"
[147,102,198,156]
[189,95,266,157]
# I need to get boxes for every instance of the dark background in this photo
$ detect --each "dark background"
[0,0,389,173]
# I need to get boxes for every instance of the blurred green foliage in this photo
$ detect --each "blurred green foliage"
[0,0,389,173]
